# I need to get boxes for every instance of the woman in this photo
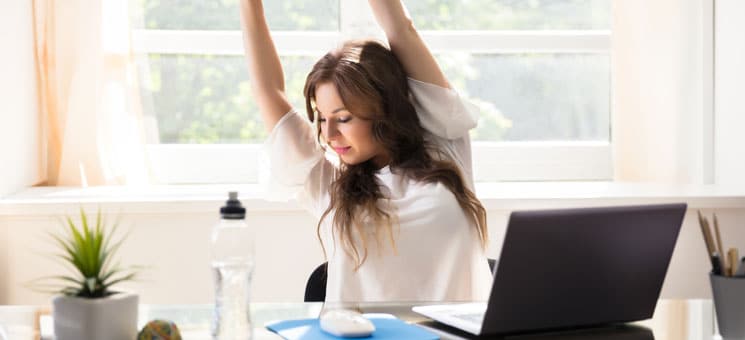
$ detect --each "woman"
[240,0,492,302]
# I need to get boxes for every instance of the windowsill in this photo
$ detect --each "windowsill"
[1,182,744,216]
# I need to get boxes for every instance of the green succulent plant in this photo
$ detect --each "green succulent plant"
[34,208,140,298]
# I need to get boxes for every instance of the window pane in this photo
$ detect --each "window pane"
[134,0,339,31]
[407,0,610,30]
[138,54,316,143]
[436,53,610,141]
[140,53,609,144]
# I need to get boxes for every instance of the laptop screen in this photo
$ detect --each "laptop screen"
[481,203,686,334]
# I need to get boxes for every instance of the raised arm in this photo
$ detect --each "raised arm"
[239,0,292,131]
[368,0,450,88]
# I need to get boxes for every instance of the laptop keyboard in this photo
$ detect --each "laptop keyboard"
[453,313,484,324]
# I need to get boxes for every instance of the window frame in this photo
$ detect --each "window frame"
[146,142,611,184]
[133,3,612,184]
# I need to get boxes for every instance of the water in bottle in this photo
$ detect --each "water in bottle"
[211,192,254,340]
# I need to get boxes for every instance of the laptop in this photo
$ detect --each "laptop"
[413,203,687,336]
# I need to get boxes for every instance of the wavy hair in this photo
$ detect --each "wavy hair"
[303,40,487,269]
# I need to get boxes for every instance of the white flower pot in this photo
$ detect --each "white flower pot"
[52,292,138,340]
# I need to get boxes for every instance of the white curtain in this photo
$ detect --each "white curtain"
[33,0,149,186]
[612,0,712,184]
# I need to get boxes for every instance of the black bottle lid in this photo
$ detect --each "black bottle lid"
[220,191,246,219]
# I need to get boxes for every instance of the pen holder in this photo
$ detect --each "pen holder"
[710,273,745,339]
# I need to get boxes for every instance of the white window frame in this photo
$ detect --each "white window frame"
[133,2,612,184]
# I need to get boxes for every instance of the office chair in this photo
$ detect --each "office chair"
[304,262,328,302]
[304,258,497,302]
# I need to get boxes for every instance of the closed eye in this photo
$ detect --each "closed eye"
[318,117,351,123]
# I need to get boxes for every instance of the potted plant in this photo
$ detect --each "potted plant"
[33,208,141,340]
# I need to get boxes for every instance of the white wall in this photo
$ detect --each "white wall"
[715,0,745,186]
[0,0,41,197]
[2,193,744,305]
[0,207,324,305]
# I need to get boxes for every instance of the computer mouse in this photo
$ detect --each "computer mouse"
[319,309,376,338]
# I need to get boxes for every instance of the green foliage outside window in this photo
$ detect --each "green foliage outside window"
[135,0,609,144]
[133,0,339,30]
[407,0,610,30]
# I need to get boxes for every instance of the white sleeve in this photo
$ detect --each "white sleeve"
[259,110,326,202]
[408,77,479,140]
[409,78,479,190]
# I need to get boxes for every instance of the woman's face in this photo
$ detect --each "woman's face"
[315,82,389,167]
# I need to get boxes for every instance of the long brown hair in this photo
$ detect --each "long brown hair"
[303,40,487,268]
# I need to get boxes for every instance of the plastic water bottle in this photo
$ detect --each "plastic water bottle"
[211,192,254,340]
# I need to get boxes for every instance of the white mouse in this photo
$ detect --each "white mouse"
[319,309,376,338]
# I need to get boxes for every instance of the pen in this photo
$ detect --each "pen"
[698,212,714,254]
[703,215,727,275]
[711,253,723,276]
[713,214,728,275]
[728,248,740,277]
[698,211,720,274]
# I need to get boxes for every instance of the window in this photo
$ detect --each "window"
[132,0,611,184]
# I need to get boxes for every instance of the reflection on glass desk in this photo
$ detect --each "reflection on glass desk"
[0,299,718,340]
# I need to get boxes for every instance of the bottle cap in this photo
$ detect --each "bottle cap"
[220,191,246,219]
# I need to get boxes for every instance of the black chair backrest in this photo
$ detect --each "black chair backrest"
[304,258,497,302]
[304,262,328,302]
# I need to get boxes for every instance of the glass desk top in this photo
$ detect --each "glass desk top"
[0,299,720,340]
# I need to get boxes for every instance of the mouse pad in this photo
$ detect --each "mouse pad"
[265,314,439,340]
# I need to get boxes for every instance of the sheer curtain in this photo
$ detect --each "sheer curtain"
[612,0,713,184]
[32,0,149,186]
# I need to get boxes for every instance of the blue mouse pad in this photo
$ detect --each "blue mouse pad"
[265,314,439,340]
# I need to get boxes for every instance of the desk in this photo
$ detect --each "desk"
[0,299,718,339]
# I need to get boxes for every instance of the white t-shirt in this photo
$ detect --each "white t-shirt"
[261,78,492,302]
